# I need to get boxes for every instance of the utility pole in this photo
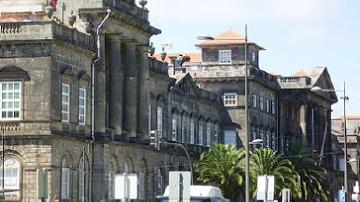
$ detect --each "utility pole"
[343,81,348,202]
[1,128,4,199]
[244,24,250,202]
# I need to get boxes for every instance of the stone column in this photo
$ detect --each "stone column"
[107,34,124,136]
[94,34,106,134]
[122,40,138,139]
[299,104,308,145]
[136,44,149,141]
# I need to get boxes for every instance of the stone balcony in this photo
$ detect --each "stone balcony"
[0,21,96,51]
[149,57,168,75]
[278,76,312,89]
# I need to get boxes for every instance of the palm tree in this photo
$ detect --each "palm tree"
[195,144,245,200]
[285,141,330,201]
[250,148,300,199]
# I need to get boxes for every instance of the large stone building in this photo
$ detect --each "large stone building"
[163,29,337,155]
[332,115,360,196]
[0,0,225,201]
[0,0,340,201]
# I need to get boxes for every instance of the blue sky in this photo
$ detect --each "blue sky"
[146,0,360,117]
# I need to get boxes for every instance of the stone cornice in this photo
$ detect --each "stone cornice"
[78,7,161,36]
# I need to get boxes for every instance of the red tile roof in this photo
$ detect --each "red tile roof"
[291,70,308,77]
[196,29,264,50]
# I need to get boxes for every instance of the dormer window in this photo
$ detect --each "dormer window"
[219,50,232,64]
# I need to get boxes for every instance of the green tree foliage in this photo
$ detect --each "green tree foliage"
[284,141,330,201]
[250,148,300,198]
[195,144,245,200]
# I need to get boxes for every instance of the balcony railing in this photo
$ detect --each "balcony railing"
[0,21,96,52]
[149,58,168,75]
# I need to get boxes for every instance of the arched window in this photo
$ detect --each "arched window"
[78,156,88,202]
[190,117,195,144]
[0,157,20,198]
[61,158,70,199]
[206,122,211,146]
[198,120,204,145]
[155,168,163,196]
[181,114,187,143]
[171,114,177,141]
[138,160,147,200]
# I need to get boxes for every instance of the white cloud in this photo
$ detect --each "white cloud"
[147,0,340,25]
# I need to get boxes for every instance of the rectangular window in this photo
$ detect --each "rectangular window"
[339,157,345,171]
[172,116,177,141]
[62,83,70,122]
[157,107,163,139]
[219,50,232,64]
[108,171,115,199]
[0,81,21,121]
[190,119,195,144]
[224,130,237,145]
[272,100,276,114]
[214,124,219,144]
[181,116,186,143]
[224,93,237,106]
[265,133,270,147]
[271,133,276,149]
[148,104,152,132]
[206,123,211,146]
[61,168,70,199]
[260,131,264,148]
[79,168,85,200]
[252,94,257,108]
[252,128,257,140]
[138,173,145,199]
[198,123,204,145]
[266,99,270,113]
[79,88,86,125]
[259,96,264,111]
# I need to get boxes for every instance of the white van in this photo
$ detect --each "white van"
[156,185,230,202]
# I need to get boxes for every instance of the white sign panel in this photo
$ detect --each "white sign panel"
[257,175,275,201]
[169,171,191,202]
[114,174,138,200]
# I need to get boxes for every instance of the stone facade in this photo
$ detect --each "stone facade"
[332,116,360,196]
[163,29,337,154]
[0,1,225,202]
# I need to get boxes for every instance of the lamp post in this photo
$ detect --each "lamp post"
[150,130,194,184]
[161,141,193,185]
[311,81,348,201]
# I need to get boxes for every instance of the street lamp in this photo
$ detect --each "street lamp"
[311,81,349,201]
[249,138,263,145]
[150,130,193,184]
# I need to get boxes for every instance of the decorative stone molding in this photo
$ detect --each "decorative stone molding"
[0,66,30,81]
